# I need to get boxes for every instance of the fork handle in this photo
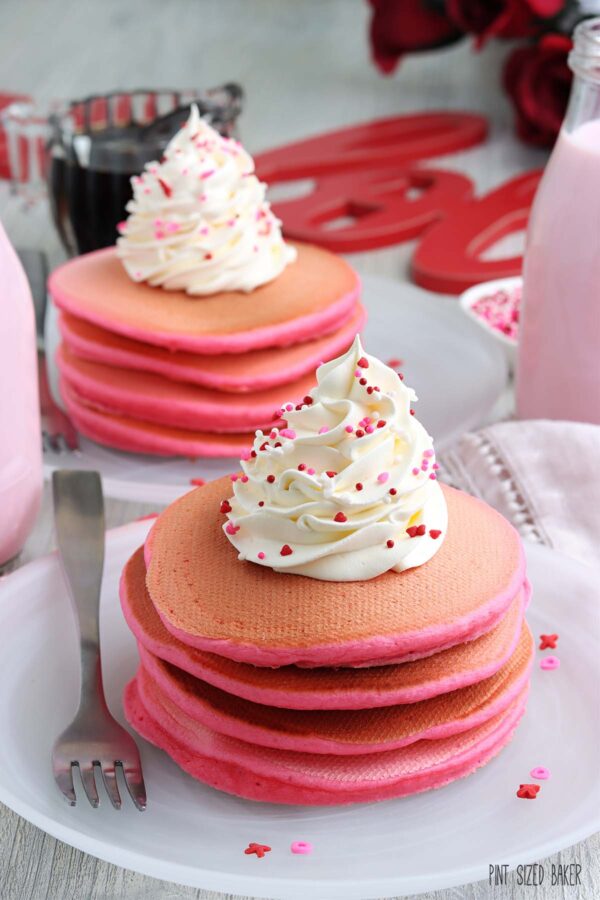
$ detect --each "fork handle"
[52,470,107,707]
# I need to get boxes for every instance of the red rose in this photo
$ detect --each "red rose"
[446,0,565,46]
[368,0,463,74]
[503,34,572,146]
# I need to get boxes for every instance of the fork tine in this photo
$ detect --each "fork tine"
[120,762,147,811]
[101,765,122,810]
[78,763,100,808]
[54,765,76,806]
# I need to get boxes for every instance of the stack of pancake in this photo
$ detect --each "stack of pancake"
[121,476,533,805]
[48,242,363,457]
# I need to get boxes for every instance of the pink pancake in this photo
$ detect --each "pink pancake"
[49,243,360,354]
[124,677,528,804]
[144,478,527,666]
[57,344,315,433]
[135,623,533,755]
[121,546,528,709]
[58,303,366,393]
[61,380,252,457]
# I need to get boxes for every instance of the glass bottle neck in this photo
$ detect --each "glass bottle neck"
[565,16,600,133]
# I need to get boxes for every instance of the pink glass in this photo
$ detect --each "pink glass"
[0,219,42,567]
[517,18,600,423]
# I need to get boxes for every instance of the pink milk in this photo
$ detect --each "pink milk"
[0,220,42,566]
[517,119,600,423]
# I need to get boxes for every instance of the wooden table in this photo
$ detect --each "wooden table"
[1,1,598,897]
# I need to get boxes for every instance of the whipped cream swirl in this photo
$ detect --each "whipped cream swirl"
[222,337,447,581]
[117,105,296,295]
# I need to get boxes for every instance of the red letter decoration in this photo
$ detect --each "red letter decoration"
[412,170,542,293]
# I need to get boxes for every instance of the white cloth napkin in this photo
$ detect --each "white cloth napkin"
[440,420,600,568]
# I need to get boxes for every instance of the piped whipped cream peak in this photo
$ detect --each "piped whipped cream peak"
[221,336,448,582]
[117,105,297,296]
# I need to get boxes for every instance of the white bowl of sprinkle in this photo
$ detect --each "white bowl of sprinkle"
[459,276,521,370]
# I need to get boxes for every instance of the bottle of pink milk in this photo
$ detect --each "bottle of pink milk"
[517,18,600,423]
[0,219,42,567]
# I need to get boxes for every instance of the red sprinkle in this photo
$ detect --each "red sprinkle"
[260,442,268,451]
[389,488,397,496]
[334,512,348,523]
[367,387,373,395]
[387,357,403,368]
[406,524,427,538]
[245,842,271,858]
[386,539,395,549]
[516,784,540,800]
[357,357,369,368]
[220,500,232,514]
[355,482,363,491]
[539,633,558,650]
[266,474,276,483]
[298,464,306,471]
[280,544,293,556]
[415,524,426,536]
[204,253,213,260]
[157,177,172,197]
[377,420,386,428]
[303,395,313,405]
[410,409,415,416]
[326,471,337,478]
[359,378,367,386]
[398,372,404,380]
[258,501,264,507]
[429,529,442,539]
[190,478,206,486]
[355,429,364,438]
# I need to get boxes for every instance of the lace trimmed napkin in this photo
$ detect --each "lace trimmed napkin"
[440,420,600,568]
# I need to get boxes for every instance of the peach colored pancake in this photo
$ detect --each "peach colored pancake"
[135,623,533,755]
[61,380,252,457]
[124,677,528,804]
[121,546,528,709]
[57,344,314,433]
[144,479,526,666]
[49,243,360,353]
[58,303,366,393]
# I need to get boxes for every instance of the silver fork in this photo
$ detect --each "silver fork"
[51,470,146,810]
[17,248,79,453]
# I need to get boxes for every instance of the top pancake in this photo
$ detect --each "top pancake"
[144,478,525,667]
[49,242,360,354]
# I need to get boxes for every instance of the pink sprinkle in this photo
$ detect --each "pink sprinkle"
[280,428,296,439]
[319,426,329,434]
[345,425,354,433]
[257,552,266,560]
[200,169,216,179]
[429,473,437,480]
[270,430,278,439]
[421,462,428,470]
[377,472,389,484]
[423,449,435,458]
[166,222,180,233]
[433,463,440,470]
[540,655,560,670]
[225,522,240,535]
[155,230,166,240]
[285,403,294,411]
[240,475,249,483]
[227,219,235,227]
[530,766,551,780]
[412,467,420,475]
[354,370,361,378]
[240,449,252,461]
[199,226,209,235]
[116,220,127,233]
[230,474,238,482]
[387,357,404,368]
[307,467,316,475]
[134,271,142,279]
[365,425,374,434]
[143,187,151,194]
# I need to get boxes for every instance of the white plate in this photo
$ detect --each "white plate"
[0,522,598,898]
[43,275,508,504]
